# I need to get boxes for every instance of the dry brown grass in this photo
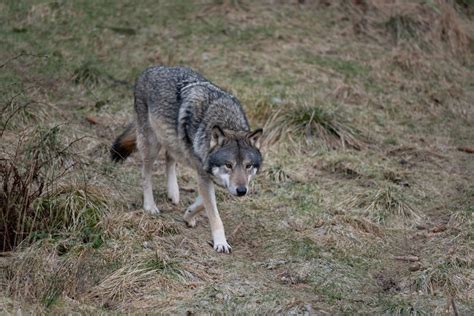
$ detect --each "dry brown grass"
[348,0,472,57]
[263,101,366,150]
[85,255,185,309]
[339,185,423,227]
[0,125,93,251]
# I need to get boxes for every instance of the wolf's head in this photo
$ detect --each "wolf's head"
[206,126,263,197]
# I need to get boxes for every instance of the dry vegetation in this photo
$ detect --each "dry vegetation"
[1,0,473,314]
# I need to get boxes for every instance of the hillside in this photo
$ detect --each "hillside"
[1,1,473,314]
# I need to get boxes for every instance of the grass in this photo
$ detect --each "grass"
[1,0,473,314]
[304,53,369,79]
[341,184,422,227]
[32,185,108,245]
[264,101,365,150]
[384,14,422,44]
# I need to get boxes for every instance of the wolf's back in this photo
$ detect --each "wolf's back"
[111,66,249,163]
[134,66,208,107]
[133,66,209,125]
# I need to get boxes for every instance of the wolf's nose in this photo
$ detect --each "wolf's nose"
[236,187,247,196]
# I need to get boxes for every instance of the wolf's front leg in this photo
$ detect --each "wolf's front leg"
[197,174,231,253]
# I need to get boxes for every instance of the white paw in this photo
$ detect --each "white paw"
[212,240,232,253]
[144,203,160,215]
[183,209,196,227]
[167,190,180,205]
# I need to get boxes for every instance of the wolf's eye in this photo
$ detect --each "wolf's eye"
[245,164,253,170]
[224,163,233,169]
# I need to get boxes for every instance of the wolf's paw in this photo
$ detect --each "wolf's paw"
[183,210,196,227]
[211,240,232,253]
[167,180,180,205]
[144,203,160,215]
[167,190,180,205]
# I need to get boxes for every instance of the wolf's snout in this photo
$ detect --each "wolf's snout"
[236,186,247,196]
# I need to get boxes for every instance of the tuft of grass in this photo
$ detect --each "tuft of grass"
[72,60,130,88]
[263,164,289,183]
[1,126,66,250]
[264,102,365,150]
[449,203,473,225]
[73,61,105,86]
[379,295,426,315]
[1,98,49,134]
[1,124,109,251]
[341,185,422,226]
[86,253,186,307]
[32,185,109,243]
[413,258,471,297]
[384,14,421,44]
[143,254,183,278]
[42,276,63,308]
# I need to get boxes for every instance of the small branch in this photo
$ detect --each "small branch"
[0,52,48,69]
[457,146,474,154]
[393,255,419,262]
[0,101,34,138]
[229,222,244,239]
[450,296,458,316]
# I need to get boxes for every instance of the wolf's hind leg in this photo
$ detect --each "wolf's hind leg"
[183,195,204,227]
[165,151,179,205]
[137,128,160,215]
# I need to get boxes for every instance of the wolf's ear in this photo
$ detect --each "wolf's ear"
[247,128,263,149]
[210,126,226,149]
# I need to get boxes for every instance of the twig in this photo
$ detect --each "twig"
[0,91,23,116]
[0,101,36,138]
[85,116,99,125]
[457,146,474,154]
[393,255,419,262]
[0,52,26,68]
[229,222,244,238]
[430,224,447,233]
[450,296,458,316]
[0,52,48,69]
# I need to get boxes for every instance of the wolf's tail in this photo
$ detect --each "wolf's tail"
[110,123,137,162]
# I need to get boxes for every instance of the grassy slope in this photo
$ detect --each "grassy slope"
[1,0,473,314]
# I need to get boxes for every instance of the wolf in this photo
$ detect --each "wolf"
[110,66,263,253]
